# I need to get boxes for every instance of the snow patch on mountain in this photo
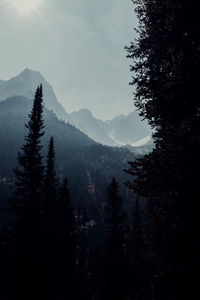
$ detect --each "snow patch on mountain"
[131,136,152,147]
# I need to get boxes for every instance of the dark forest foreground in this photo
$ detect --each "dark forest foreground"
[0,0,200,299]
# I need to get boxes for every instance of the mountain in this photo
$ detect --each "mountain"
[0,69,118,145]
[0,68,72,122]
[69,109,153,147]
[102,114,125,133]
[70,109,117,146]
[0,69,115,146]
[104,111,152,145]
[0,96,134,209]
[0,69,152,147]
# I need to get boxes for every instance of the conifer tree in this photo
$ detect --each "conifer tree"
[43,136,58,230]
[44,137,57,198]
[41,136,59,299]
[14,85,44,206]
[57,178,76,299]
[126,1,200,299]
[10,84,44,299]
[58,177,75,270]
[130,196,145,300]
[103,177,126,300]
[76,207,88,299]
[59,177,74,236]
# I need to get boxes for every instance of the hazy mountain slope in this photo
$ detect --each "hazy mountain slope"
[0,68,72,122]
[107,111,152,145]
[69,109,153,147]
[0,96,94,173]
[0,69,118,145]
[70,109,117,146]
[0,69,152,147]
[101,114,126,133]
[0,96,134,206]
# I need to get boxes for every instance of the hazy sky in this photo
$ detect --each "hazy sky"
[0,0,138,120]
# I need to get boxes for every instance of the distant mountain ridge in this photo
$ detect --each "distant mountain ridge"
[106,110,152,145]
[70,109,152,147]
[0,95,134,207]
[0,69,153,147]
[0,68,72,122]
[70,109,118,146]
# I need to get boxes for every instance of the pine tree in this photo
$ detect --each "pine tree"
[41,136,59,299]
[103,177,126,300]
[43,136,58,229]
[58,178,74,238]
[58,177,75,270]
[10,85,45,299]
[76,207,88,299]
[130,196,146,300]
[126,1,200,299]
[14,84,44,206]
[57,178,76,299]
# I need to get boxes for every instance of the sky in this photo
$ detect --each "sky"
[0,0,138,120]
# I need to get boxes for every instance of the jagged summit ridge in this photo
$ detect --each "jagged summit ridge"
[0,69,153,147]
[0,68,71,122]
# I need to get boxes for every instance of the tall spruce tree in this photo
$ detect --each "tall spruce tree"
[58,178,74,238]
[76,207,88,299]
[126,1,200,299]
[10,85,44,299]
[129,196,146,300]
[41,136,59,299]
[14,84,44,206]
[103,177,126,300]
[43,136,58,229]
[44,137,57,198]
[57,178,76,299]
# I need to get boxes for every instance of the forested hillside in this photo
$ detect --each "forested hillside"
[0,96,134,209]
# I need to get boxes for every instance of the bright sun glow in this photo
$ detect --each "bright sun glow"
[8,0,43,15]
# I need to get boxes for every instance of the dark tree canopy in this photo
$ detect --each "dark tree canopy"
[103,177,127,300]
[43,136,58,232]
[6,85,45,300]
[126,0,200,299]
[126,0,200,131]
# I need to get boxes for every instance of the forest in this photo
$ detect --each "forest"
[0,0,199,299]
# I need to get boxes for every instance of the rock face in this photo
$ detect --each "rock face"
[70,109,118,146]
[0,68,72,123]
[69,109,153,147]
[105,111,152,145]
[0,69,153,147]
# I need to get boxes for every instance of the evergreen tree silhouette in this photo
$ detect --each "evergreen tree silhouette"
[14,85,44,205]
[130,196,146,300]
[11,85,45,299]
[126,1,200,299]
[41,136,59,299]
[76,207,88,299]
[43,137,57,208]
[103,177,126,300]
[57,177,76,299]
[42,136,58,237]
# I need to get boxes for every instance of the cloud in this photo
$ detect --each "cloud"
[0,0,138,119]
